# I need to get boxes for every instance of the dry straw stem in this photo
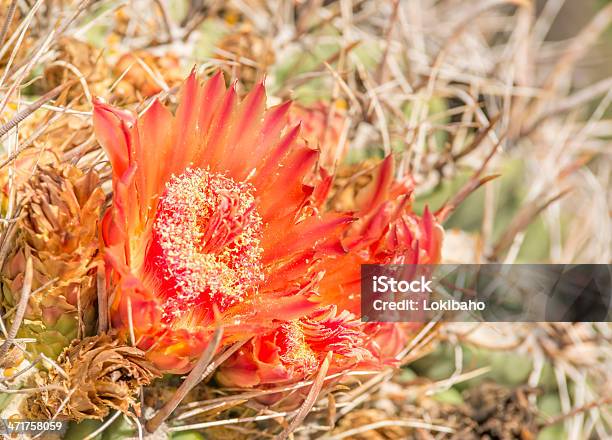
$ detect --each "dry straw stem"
[524,76,612,136]
[434,113,502,171]
[0,220,18,287]
[173,398,249,423]
[0,0,44,87]
[96,264,108,334]
[0,256,31,357]
[522,3,612,128]
[0,79,78,141]
[175,370,380,413]
[199,338,249,383]
[277,351,333,440]
[146,325,224,433]
[325,419,454,439]
[170,410,293,433]
[0,2,53,116]
[278,41,362,97]
[541,396,612,428]
[0,0,17,50]
[436,131,506,223]
[82,411,122,440]
[491,188,572,259]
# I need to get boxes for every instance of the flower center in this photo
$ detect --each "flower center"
[149,168,263,322]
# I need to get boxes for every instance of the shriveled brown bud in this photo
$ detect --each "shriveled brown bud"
[43,36,111,102]
[25,334,160,421]
[216,24,275,87]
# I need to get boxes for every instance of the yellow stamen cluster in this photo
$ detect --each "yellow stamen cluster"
[279,321,318,374]
[153,168,263,319]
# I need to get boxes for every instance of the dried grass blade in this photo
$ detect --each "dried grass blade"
[146,325,224,433]
[0,0,17,49]
[96,263,108,333]
[436,174,501,223]
[491,188,571,258]
[0,79,77,141]
[277,351,333,440]
[0,257,32,356]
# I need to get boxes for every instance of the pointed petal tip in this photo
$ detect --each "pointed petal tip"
[181,70,200,95]
[253,81,266,96]
[93,100,136,125]
[286,121,303,141]
[382,154,394,169]
[204,70,226,92]
[268,100,292,119]
[421,204,437,235]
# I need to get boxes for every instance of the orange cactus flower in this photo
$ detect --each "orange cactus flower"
[216,311,415,388]
[217,158,443,387]
[95,71,443,377]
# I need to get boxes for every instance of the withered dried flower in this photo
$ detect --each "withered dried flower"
[25,334,160,421]
[216,23,275,87]
[43,36,111,102]
[113,51,182,101]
